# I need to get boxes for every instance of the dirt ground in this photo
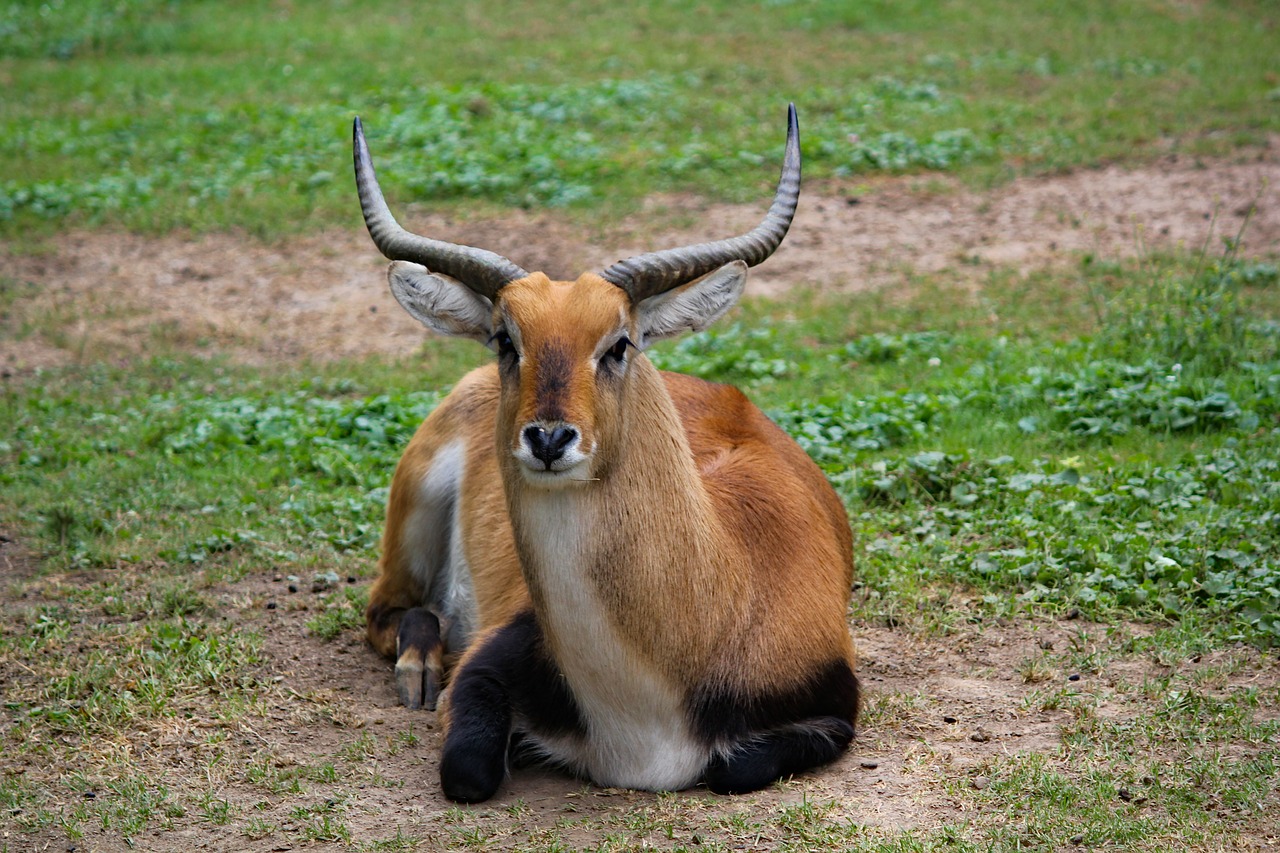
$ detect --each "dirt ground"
[3,150,1280,850]
[2,145,1277,372]
[5,551,1276,851]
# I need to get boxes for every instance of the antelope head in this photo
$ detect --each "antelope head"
[352,106,801,488]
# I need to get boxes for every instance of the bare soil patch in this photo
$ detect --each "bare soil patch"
[2,149,1276,372]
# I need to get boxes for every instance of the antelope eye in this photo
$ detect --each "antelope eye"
[493,331,516,358]
[604,338,630,363]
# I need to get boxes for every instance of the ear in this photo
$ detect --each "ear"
[634,260,746,348]
[387,261,493,343]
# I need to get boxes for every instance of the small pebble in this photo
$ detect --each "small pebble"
[971,775,989,790]
[83,791,96,799]
[970,728,991,743]
[1070,834,1085,845]
[859,760,879,770]
[1038,638,1054,650]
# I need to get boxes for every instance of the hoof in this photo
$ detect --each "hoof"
[394,661,440,710]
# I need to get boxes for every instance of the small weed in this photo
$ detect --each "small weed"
[197,793,234,827]
[308,585,368,642]
[362,827,424,851]
[302,812,353,843]
[339,731,378,763]
[387,727,420,755]
[244,816,278,839]
[1018,655,1057,685]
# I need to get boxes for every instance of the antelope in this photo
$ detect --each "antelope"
[355,105,859,803]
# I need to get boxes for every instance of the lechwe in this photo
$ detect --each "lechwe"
[355,105,859,803]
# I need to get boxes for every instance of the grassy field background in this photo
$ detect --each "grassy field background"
[3,0,1278,233]
[3,1,1280,850]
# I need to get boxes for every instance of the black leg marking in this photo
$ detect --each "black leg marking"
[440,611,583,803]
[365,600,399,637]
[704,717,854,795]
[394,607,442,710]
[690,659,860,742]
[690,659,860,792]
[440,667,513,803]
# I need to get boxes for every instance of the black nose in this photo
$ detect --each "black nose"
[523,425,578,467]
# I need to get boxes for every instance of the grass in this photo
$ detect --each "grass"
[2,0,1279,849]
[2,0,1278,235]
[3,245,1279,849]
[6,251,1278,640]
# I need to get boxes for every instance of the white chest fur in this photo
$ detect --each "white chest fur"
[515,492,708,791]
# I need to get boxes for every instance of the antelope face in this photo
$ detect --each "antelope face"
[492,273,634,487]
[385,259,750,489]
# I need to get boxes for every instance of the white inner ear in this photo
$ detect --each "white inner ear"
[387,261,493,343]
[635,260,747,349]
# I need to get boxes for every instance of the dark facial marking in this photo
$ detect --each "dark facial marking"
[533,342,573,422]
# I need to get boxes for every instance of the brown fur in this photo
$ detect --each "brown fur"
[368,273,856,704]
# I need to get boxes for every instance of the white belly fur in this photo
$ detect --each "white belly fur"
[518,494,708,791]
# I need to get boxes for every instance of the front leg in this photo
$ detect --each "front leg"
[439,611,583,803]
[439,655,514,803]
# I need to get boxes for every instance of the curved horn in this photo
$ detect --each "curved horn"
[353,117,529,300]
[599,103,801,303]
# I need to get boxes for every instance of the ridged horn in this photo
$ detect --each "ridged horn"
[353,117,529,300]
[599,103,801,303]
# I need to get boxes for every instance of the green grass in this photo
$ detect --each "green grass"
[2,0,1278,235]
[3,248,1279,852]
[5,251,1278,642]
[3,257,1279,840]
[2,1,1279,849]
